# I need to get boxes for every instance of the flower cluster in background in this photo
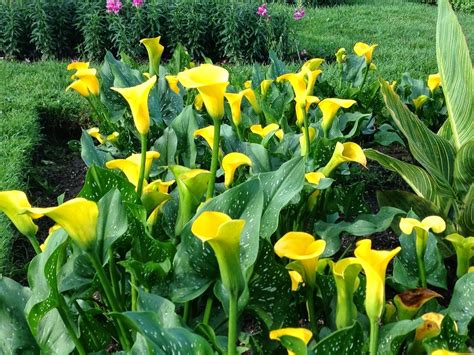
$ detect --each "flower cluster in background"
[132,0,144,7]
[294,7,305,21]
[106,0,123,13]
[257,3,268,17]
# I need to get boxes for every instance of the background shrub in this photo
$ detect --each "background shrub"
[0,0,290,62]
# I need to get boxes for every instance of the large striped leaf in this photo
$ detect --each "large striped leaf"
[379,80,455,198]
[453,141,474,195]
[437,0,474,150]
[459,186,474,235]
[365,148,440,207]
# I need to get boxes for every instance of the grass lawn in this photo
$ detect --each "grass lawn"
[287,1,474,79]
[0,60,88,275]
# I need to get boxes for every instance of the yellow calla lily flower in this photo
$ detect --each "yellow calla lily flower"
[431,351,467,355]
[413,95,429,109]
[224,92,245,126]
[295,95,320,126]
[288,270,304,291]
[191,211,245,293]
[260,79,273,95]
[143,179,175,194]
[111,75,157,135]
[335,48,346,64]
[87,127,119,144]
[194,93,204,111]
[244,80,252,89]
[320,142,367,176]
[0,190,38,238]
[106,159,142,187]
[333,257,362,329]
[445,233,474,277]
[302,58,325,71]
[299,126,316,156]
[222,152,252,187]
[415,312,444,340]
[241,88,262,114]
[177,64,229,120]
[250,123,279,139]
[40,224,62,252]
[67,61,89,72]
[428,73,441,92]
[269,328,312,355]
[140,36,164,76]
[302,69,322,96]
[67,69,100,97]
[25,198,99,250]
[353,42,378,63]
[318,98,356,135]
[194,126,215,149]
[354,239,401,320]
[390,81,397,90]
[277,72,306,101]
[275,129,284,141]
[274,231,326,287]
[305,171,325,185]
[165,75,180,94]
[126,151,160,178]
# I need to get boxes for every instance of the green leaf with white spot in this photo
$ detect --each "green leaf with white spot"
[447,272,474,335]
[377,318,423,355]
[423,315,468,353]
[312,322,364,354]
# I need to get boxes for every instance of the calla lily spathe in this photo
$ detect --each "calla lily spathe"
[299,126,316,156]
[428,73,441,92]
[320,142,367,176]
[305,172,326,209]
[191,211,245,293]
[225,92,245,126]
[140,36,164,76]
[126,151,160,178]
[274,231,326,287]
[250,123,279,139]
[106,151,160,187]
[40,224,62,252]
[194,126,215,150]
[295,95,320,126]
[87,127,119,144]
[333,258,362,329]
[67,61,89,72]
[354,239,401,320]
[0,190,38,238]
[288,270,304,291]
[177,64,229,120]
[67,69,100,97]
[445,233,474,277]
[413,95,429,109]
[165,75,180,94]
[318,98,356,135]
[269,328,312,355]
[241,88,262,114]
[415,312,444,340]
[26,198,99,250]
[222,152,252,187]
[111,75,157,135]
[260,79,273,95]
[353,42,377,63]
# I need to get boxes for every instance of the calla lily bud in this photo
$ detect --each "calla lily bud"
[0,191,38,238]
[354,239,401,321]
[445,233,474,278]
[289,270,304,291]
[260,79,273,95]
[274,231,326,288]
[165,75,180,94]
[25,198,99,250]
[222,152,252,188]
[224,92,245,127]
[269,328,313,355]
[353,42,377,63]
[415,312,444,341]
[242,88,262,114]
[318,98,356,136]
[333,258,362,329]
[335,48,346,64]
[413,95,429,110]
[320,142,367,177]
[111,75,157,135]
[140,36,164,76]
[67,61,89,72]
[428,73,441,92]
[278,72,307,102]
[177,64,229,120]
[192,211,245,294]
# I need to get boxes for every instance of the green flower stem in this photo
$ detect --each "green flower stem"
[57,296,86,355]
[415,234,427,288]
[26,233,41,255]
[108,249,122,304]
[131,274,138,312]
[73,300,101,349]
[137,133,148,197]
[360,65,370,91]
[206,118,221,200]
[235,124,243,142]
[183,301,190,324]
[455,251,470,278]
[203,296,213,325]
[306,287,318,335]
[416,250,427,288]
[302,106,311,157]
[369,318,379,355]
[89,253,131,351]
[228,291,238,355]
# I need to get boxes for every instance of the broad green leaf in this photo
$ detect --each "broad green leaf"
[95,189,128,262]
[342,55,367,87]
[153,127,178,167]
[365,149,440,206]
[257,157,305,239]
[117,311,213,354]
[376,190,441,220]
[447,272,474,335]
[379,79,455,197]
[137,290,181,328]
[171,105,198,168]
[247,240,292,329]
[0,277,38,353]
[171,179,264,302]
[436,0,474,150]
[314,206,405,257]
[374,123,405,147]
[279,335,307,355]
[80,130,113,167]
[34,309,74,354]
[459,185,474,235]
[422,315,468,353]
[453,141,474,196]
[377,318,423,355]
[78,166,139,204]
[312,322,364,354]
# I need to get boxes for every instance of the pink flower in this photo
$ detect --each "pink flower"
[293,7,305,21]
[132,0,144,7]
[257,3,268,17]
[106,0,122,14]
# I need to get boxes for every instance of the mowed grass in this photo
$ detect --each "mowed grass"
[286,2,474,79]
[0,60,88,275]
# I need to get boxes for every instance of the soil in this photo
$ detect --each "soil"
[9,114,87,282]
